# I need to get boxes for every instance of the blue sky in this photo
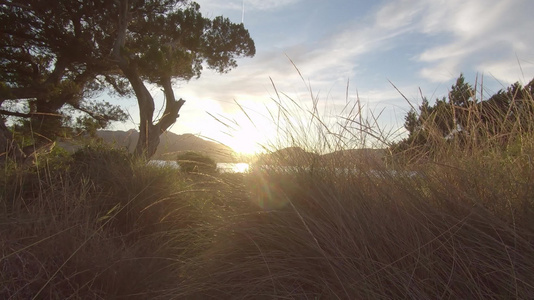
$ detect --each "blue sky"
[113,0,534,153]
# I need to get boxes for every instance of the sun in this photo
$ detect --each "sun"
[229,134,262,155]
[206,100,276,156]
[227,127,265,155]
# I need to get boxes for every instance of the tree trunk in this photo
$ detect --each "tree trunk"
[112,0,185,159]
[117,62,161,158]
[135,121,160,158]
[132,77,185,158]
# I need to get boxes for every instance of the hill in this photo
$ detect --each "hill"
[97,130,236,163]
[320,148,387,166]
[255,147,386,167]
[254,147,319,166]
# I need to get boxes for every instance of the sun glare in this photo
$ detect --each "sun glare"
[207,100,280,156]
[223,114,271,155]
[233,163,250,173]
[229,132,263,155]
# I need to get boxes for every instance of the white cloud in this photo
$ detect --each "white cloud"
[277,16,415,88]
[115,0,534,145]
[197,0,300,12]
[478,59,534,86]
[245,0,301,10]
[200,0,531,112]
[412,0,534,83]
[374,0,424,30]
[419,61,461,82]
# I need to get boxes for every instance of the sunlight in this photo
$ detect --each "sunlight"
[196,98,286,156]
[233,162,250,173]
[224,113,272,155]
[229,135,262,155]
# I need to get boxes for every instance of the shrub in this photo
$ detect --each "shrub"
[176,151,217,174]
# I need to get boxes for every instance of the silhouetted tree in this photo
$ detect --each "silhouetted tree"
[0,0,128,160]
[1,0,256,160]
[110,0,255,157]
[392,74,534,161]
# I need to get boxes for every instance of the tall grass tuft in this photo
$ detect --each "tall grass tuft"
[0,145,227,298]
[180,76,534,299]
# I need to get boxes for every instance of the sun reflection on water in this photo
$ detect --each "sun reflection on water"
[217,162,250,173]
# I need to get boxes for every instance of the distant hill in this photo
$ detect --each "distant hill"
[255,147,387,167]
[96,130,236,163]
[320,149,387,164]
[255,147,320,166]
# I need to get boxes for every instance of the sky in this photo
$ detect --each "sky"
[111,0,534,154]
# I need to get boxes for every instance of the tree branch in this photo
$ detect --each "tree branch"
[67,103,105,121]
[0,109,32,118]
[0,109,63,119]
[156,76,185,133]
[44,56,69,86]
[0,1,31,10]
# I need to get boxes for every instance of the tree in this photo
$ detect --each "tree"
[392,74,534,161]
[1,0,256,160]
[0,0,128,160]
[111,0,255,158]
[481,80,534,135]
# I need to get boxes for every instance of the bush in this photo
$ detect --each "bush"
[176,151,217,174]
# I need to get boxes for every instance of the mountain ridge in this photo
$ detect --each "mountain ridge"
[96,130,237,163]
[255,146,387,166]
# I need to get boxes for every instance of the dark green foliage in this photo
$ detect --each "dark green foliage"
[71,145,134,184]
[0,0,255,158]
[176,151,217,173]
[392,74,534,162]
[69,145,136,219]
[0,143,73,209]
[0,0,127,145]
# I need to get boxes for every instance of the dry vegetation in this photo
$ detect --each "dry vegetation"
[1,80,534,299]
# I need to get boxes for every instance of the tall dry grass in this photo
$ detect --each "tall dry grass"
[1,74,534,299]
[0,145,233,299]
[179,76,534,299]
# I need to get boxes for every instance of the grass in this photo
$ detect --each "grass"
[179,156,534,299]
[2,78,534,298]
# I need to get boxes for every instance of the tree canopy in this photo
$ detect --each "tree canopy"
[0,0,256,160]
[392,74,534,162]
[0,0,129,158]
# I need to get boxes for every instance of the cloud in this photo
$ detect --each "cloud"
[478,59,534,87]
[197,0,301,12]
[411,0,534,82]
[276,17,415,89]
[197,0,425,101]
[115,0,534,144]
[245,0,301,10]
[189,0,534,116]
[374,0,424,30]
[176,1,427,121]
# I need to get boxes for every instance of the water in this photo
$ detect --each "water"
[148,160,418,178]
[217,162,250,173]
[149,160,250,173]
